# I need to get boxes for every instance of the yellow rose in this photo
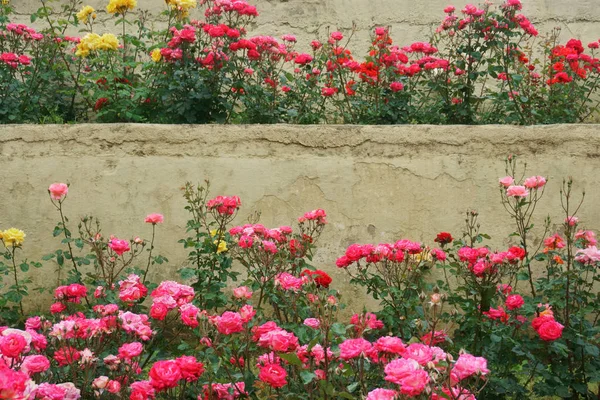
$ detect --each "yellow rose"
[106,0,137,14]
[3,228,25,247]
[173,0,196,10]
[75,33,101,57]
[214,240,228,254]
[150,48,162,62]
[77,5,96,24]
[96,33,119,51]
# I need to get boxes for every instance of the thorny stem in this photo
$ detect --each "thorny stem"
[10,246,24,317]
[142,223,157,283]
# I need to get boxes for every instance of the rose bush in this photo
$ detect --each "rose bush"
[0,156,598,399]
[1,0,599,124]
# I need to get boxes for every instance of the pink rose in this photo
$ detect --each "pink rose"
[180,303,200,328]
[506,185,529,197]
[145,213,164,224]
[398,369,429,396]
[303,318,320,329]
[94,286,105,298]
[25,317,41,331]
[505,294,524,310]
[216,312,244,335]
[330,31,344,41]
[451,353,490,382]
[251,321,279,341]
[275,273,303,291]
[239,305,255,323]
[499,176,514,187]
[430,248,446,261]
[258,329,299,352]
[339,338,372,360]
[390,82,404,92]
[374,336,406,355]
[403,343,433,365]
[0,333,27,358]
[107,380,121,393]
[565,216,579,226]
[384,357,421,385]
[176,356,205,382]
[150,302,168,320]
[149,360,182,391]
[206,195,241,215]
[48,183,69,200]
[130,381,155,400]
[21,354,50,374]
[92,376,109,390]
[109,238,130,256]
[523,175,547,189]
[258,363,287,388]
[366,388,398,400]
[36,383,80,399]
[119,274,147,303]
[118,342,143,360]
[233,286,252,299]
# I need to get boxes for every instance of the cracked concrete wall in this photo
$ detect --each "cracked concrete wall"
[1,124,600,313]
[9,0,600,55]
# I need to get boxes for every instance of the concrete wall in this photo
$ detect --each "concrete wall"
[9,0,600,54]
[1,124,599,312]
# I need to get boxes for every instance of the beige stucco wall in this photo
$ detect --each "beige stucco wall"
[9,0,600,54]
[1,124,599,313]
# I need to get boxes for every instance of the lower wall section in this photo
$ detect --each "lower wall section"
[1,124,599,311]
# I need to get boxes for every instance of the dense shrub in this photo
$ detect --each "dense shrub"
[1,0,599,124]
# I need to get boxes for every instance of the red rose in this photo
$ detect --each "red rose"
[536,319,564,341]
[118,342,143,360]
[94,97,109,111]
[176,356,204,382]
[345,244,364,262]
[149,360,182,391]
[301,269,332,288]
[505,294,524,310]
[50,302,67,314]
[150,303,168,320]
[258,363,288,388]
[507,246,526,261]
[434,232,453,245]
[531,315,554,331]
[54,346,81,366]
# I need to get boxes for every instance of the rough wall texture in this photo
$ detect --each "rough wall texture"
[1,124,599,313]
[9,0,600,54]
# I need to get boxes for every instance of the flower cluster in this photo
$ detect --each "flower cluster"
[206,195,242,215]
[75,33,120,57]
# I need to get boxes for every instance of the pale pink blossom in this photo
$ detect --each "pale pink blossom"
[523,175,547,189]
[506,185,529,197]
[48,183,69,200]
[145,213,164,224]
[498,176,514,187]
[233,286,252,299]
[303,318,320,329]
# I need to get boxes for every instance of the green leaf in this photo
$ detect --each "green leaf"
[278,352,303,367]
[300,370,315,385]
[346,382,359,393]
[19,263,29,273]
